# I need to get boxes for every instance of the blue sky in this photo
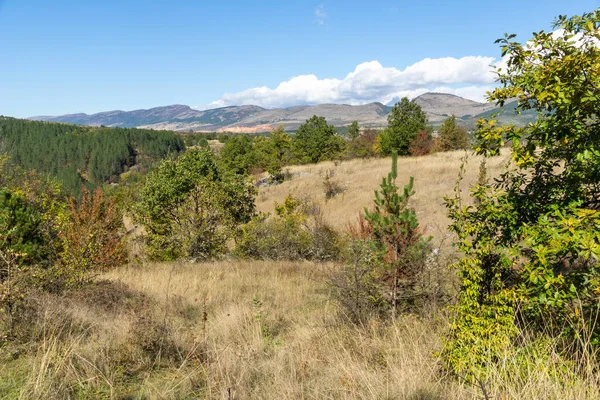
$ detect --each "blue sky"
[0,0,597,117]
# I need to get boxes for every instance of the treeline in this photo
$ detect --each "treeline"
[211,104,469,180]
[0,117,185,196]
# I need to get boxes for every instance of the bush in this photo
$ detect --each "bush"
[443,10,600,381]
[255,125,292,181]
[330,239,387,323]
[219,135,257,175]
[0,189,45,265]
[408,129,434,156]
[322,169,345,200]
[235,195,342,261]
[53,187,126,290]
[436,115,468,151]
[345,128,379,159]
[135,149,256,260]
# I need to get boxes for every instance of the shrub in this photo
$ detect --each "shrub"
[219,135,257,175]
[329,239,387,323]
[345,128,379,159]
[135,149,256,260]
[436,115,468,152]
[322,169,345,200]
[235,195,342,261]
[255,125,292,181]
[443,10,600,381]
[0,189,44,265]
[408,129,434,156]
[53,187,126,290]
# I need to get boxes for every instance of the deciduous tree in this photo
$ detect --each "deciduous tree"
[443,10,600,380]
[380,98,428,155]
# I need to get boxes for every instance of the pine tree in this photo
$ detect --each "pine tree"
[364,151,430,316]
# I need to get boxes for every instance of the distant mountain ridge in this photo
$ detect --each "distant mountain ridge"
[29,93,532,132]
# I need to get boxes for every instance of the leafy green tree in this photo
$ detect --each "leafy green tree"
[293,115,345,163]
[380,98,428,155]
[219,135,257,175]
[255,125,292,180]
[135,149,256,260]
[436,115,468,151]
[443,10,600,380]
[348,121,360,141]
[0,190,44,265]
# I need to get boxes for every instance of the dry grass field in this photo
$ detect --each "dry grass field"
[2,260,598,399]
[2,151,599,399]
[256,150,510,238]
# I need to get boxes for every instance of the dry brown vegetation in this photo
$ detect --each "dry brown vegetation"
[2,260,598,399]
[256,150,509,237]
[2,150,599,399]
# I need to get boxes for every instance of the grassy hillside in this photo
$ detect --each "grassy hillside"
[256,150,510,239]
[3,151,598,399]
[2,260,597,399]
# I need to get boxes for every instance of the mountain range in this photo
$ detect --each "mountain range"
[29,93,534,132]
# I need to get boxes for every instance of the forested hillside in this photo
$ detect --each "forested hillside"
[0,117,185,195]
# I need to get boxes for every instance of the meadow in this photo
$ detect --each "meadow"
[2,150,599,399]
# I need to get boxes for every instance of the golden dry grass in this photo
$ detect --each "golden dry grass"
[256,150,510,238]
[3,152,600,399]
[2,260,597,399]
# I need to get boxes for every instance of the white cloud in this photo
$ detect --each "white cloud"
[314,4,327,25]
[206,56,505,109]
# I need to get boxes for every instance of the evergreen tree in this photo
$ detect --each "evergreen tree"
[437,115,469,151]
[364,152,431,316]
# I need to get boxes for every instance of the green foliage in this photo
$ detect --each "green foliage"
[0,190,44,265]
[332,154,432,322]
[363,152,432,316]
[219,135,257,175]
[436,115,469,151]
[330,239,387,322]
[380,98,428,156]
[292,116,346,163]
[348,121,360,141]
[235,195,342,261]
[183,132,210,148]
[0,117,185,196]
[135,149,256,260]
[254,125,292,180]
[443,10,600,381]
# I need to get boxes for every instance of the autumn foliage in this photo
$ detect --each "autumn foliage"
[56,187,126,287]
[408,130,434,156]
